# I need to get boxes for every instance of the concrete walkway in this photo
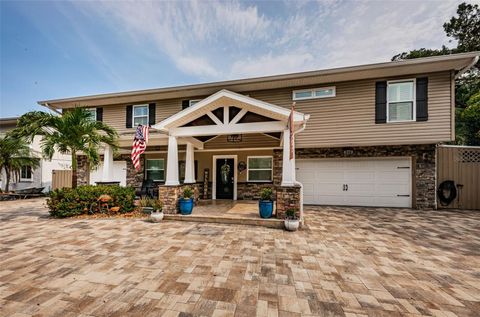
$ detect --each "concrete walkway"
[1,198,479,316]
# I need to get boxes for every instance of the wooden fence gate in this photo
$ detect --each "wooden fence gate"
[437,145,480,210]
[52,170,72,190]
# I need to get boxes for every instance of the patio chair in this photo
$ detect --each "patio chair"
[136,179,155,198]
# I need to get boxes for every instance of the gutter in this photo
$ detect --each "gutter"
[455,56,479,79]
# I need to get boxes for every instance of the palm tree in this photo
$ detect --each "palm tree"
[0,134,40,192]
[14,107,118,188]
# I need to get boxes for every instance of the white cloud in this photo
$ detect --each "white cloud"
[73,0,462,81]
[230,52,315,78]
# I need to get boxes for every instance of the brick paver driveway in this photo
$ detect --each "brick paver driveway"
[1,199,479,317]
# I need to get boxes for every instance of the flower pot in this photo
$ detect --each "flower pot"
[258,200,273,218]
[284,219,300,231]
[142,207,154,214]
[179,198,194,215]
[150,211,164,222]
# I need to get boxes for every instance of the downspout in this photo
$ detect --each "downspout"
[454,56,479,79]
[292,114,308,225]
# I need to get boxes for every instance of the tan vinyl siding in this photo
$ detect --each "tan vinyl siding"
[145,149,273,182]
[247,71,453,148]
[102,98,181,135]
[91,71,452,148]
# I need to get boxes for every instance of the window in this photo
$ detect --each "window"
[85,108,96,121]
[387,79,415,122]
[293,87,335,100]
[20,166,32,181]
[133,105,149,126]
[189,99,200,107]
[247,156,273,182]
[145,159,164,181]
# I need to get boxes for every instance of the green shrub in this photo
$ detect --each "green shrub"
[47,185,136,218]
[182,186,193,199]
[260,187,273,201]
[285,208,297,220]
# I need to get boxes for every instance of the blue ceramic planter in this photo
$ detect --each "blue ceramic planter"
[259,200,273,218]
[179,198,194,215]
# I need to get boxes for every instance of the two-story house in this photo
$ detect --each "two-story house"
[0,117,71,192]
[38,52,479,215]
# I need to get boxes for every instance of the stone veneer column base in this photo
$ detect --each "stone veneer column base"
[275,185,301,219]
[159,184,200,214]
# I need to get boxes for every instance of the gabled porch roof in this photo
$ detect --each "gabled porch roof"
[152,89,309,138]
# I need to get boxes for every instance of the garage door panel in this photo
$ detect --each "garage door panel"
[345,171,375,183]
[297,158,412,208]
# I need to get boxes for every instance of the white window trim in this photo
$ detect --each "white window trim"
[189,99,201,107]
[386,78,416,123]
[292,86,336,101]
[145,159,165,181]
[86,108,97,121]
[20,166,33,182]
[132,104,149,127]
[247,156,273,182]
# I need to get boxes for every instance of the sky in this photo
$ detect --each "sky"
[0,0,467,118]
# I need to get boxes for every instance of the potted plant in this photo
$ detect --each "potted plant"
[138,196,154,214]
[179,186,194,215]
[150,199,164,222]
[258,187,274,218]
[284,208,300,231]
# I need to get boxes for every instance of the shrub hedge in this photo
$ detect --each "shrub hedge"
[47,185,136,218]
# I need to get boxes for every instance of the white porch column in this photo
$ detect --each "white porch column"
[184,142,195,184]
[165,135,180,186]
[102,145,114,181]
[281,129,296,186]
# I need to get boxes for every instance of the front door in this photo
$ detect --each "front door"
[216,158,234,199]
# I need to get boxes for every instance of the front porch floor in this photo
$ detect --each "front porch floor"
[164,200,284,229]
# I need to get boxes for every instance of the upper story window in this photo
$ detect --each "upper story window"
[189,99,200,107]
[20,166,33,181]
[145,159,165,181]
[247,156,273,182]
[292,86,335,101]
[85,108,96,121]
[133,105,149,126]
[387,79,415,122]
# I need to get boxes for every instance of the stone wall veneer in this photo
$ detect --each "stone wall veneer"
[159,184,200,214]
[275,185,301,219]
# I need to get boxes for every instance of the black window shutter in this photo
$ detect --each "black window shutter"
[96,107,103,122]
[126,105,133,128]
[148,103,156,126]
[416,77,428,121]
[375,81,387,124]
[182,100,190,110]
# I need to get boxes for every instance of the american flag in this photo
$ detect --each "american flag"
[131,125,149,170]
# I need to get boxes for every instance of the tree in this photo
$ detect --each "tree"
[391,46,452,61]
[458,92,480,145]
[0,134,40,192]
[444,2,480,53]
[392,2,480,145]
[14,108,118,188]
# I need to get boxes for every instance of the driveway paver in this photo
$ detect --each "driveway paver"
[1,198,479,317]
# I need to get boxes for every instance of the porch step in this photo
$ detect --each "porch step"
[163,214,284,229]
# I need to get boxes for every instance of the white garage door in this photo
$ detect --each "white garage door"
[90,161,127,186]
[297,158,412,208]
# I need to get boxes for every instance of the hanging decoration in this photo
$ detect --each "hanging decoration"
[221,160,230,184]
